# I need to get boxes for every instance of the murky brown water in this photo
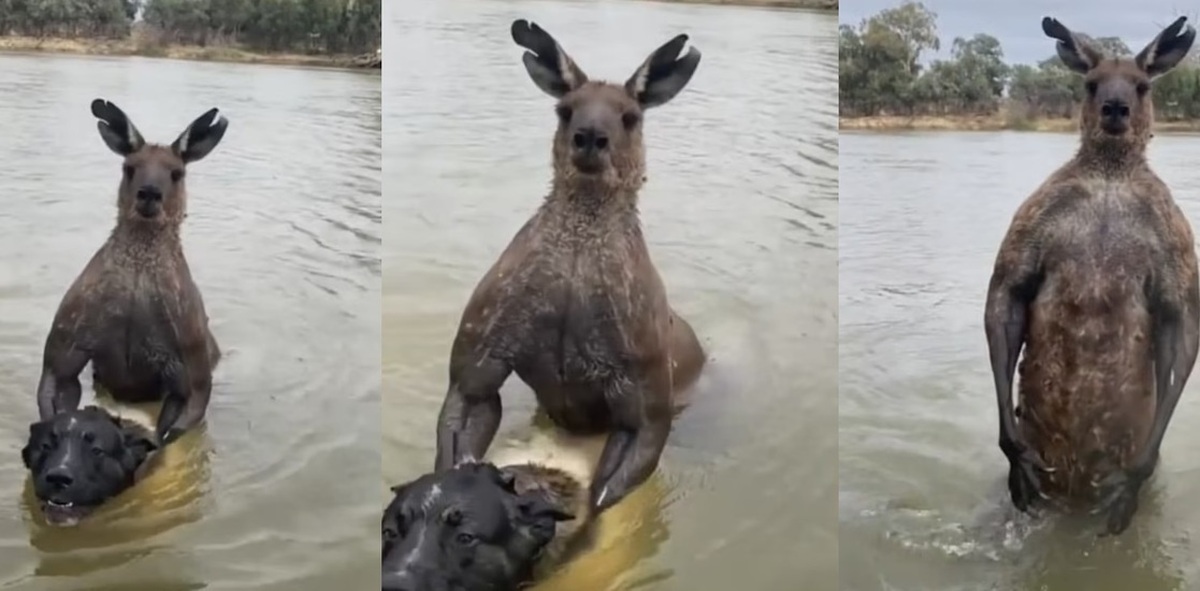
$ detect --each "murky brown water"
[839,131,1200,591]
[0,54,380,590]
[383,0,837,589]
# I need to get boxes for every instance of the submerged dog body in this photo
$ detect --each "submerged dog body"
[435,19,706,516]
[382,457,588,591]
[985,17,1200,535]
[22,405,158,527]
[37,99,228,445]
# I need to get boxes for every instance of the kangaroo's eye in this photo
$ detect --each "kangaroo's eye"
[1085,80,1099,95]
[123,165,135,179]
[170,169,184,183]
[622,111,641,130]
[1136,82,1150,96]
[556,105,572,123]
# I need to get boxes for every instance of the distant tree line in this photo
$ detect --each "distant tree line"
[839,1,1200,122]
[0,0,380,55]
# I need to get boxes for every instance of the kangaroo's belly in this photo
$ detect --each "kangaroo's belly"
[1019,273,1155,502]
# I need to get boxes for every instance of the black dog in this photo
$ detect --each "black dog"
[381,461,582,591]
[22,405,157,527]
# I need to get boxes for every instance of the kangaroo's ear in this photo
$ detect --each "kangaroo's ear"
[1042,17,1103,74]
[511,19,589,98]
[172,107,228,164]
[91,98,145,156]
[625,34,701,109]
[1136,16,1196,78]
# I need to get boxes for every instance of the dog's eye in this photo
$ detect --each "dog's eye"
[382,526,397,540]
[456,532,478,547]
[90,447,106,458]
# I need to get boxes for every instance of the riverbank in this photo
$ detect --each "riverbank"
[840,113,1200,133]
[647,0,836,9]
[0,36,379,70]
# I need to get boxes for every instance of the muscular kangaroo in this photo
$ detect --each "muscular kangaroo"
[37,99,228,445]
[985,16,1200,535]
[435,20,707,515]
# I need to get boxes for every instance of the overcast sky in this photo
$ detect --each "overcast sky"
[839,0,1198,65]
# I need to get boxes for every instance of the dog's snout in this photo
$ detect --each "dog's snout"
[1101,99,1131,120]
[136,185,163,202]
[381,571,416,591]
[572,127,608,152]
[44,467,73,489]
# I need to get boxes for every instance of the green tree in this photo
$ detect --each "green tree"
[0,0,380,55]
[866,1,939,76]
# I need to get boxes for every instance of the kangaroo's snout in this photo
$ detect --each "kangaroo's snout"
[137,185,163,202]
[568,119,611,174]
[1100,98,1131,134]
[572,126,608,153]
[135,184,164,218]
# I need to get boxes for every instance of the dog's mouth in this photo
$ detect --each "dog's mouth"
[39,499,97,527]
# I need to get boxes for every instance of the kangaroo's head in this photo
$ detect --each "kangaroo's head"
[511,19,701,193]
[91,99,228,227]
[1042,16,1195,153]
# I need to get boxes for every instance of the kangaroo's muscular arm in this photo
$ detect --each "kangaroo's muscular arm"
[590,356,672,514]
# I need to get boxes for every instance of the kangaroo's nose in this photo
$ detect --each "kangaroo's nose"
[572,127,608,152]
[1101,99,1130,120]
[136,185,163,202]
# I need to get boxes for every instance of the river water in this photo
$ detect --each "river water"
[0,54,381,590]
[383,0,837,589]
[840,130,1200,591]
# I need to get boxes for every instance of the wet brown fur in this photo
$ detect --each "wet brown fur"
[985,17,1200,528]
[435,20,705,515]
[38,100,227,445]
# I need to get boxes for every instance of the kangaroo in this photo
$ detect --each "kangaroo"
[37,99,228,446]
[984,16,1200,536]
[434,20,707,516]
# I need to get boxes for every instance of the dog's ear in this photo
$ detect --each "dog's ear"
[479,462,517,493]
[21,421,51,469]
[508,493,574,561]
[519,495,575,522]
[385,481,414,514]
[516,493,575,545]
[120,427,158,472]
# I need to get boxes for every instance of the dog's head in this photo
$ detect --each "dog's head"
[381,462,575,591]
[21,406,157,527]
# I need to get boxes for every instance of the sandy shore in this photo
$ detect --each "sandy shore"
[840,114,1200,133]
[0,36,375,70]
